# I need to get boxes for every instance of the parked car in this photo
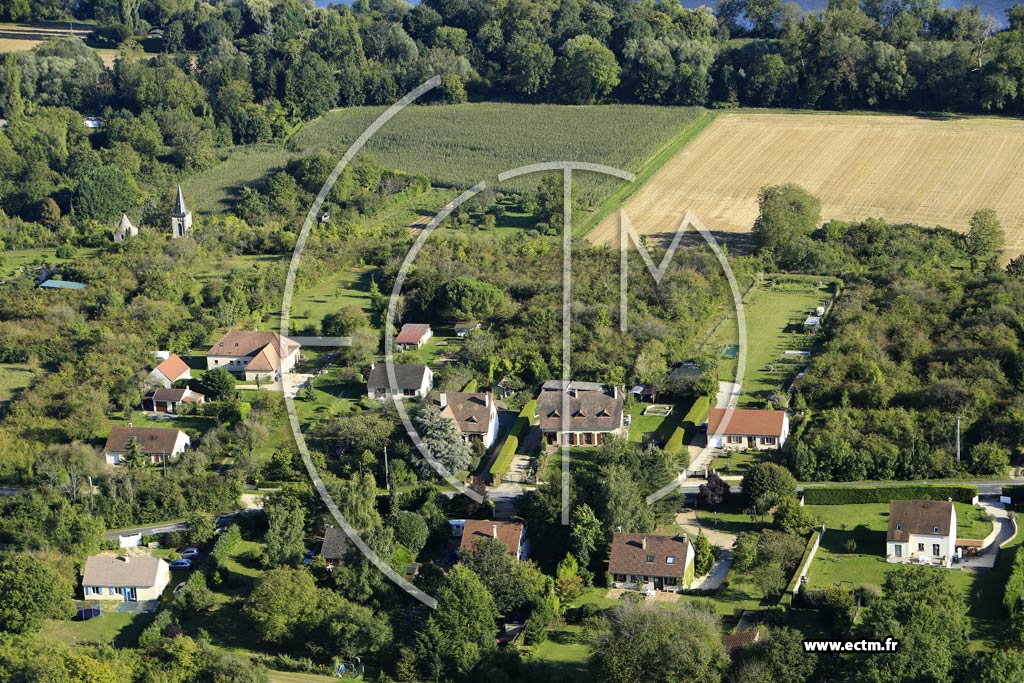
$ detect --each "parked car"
[173,582,187,595]
[180,548,201,559]
[170,559,192,570]
[302,550,316,566]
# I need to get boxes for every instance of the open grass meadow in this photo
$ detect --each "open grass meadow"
[0,363,40,407]
[589,110,1024,256]
[704,279,837,408]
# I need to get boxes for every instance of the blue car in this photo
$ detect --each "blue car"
[169,559,192,570]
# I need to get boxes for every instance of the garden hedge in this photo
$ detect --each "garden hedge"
[802,484,976,505]
[488,400,536,481]
[665,395,710,459]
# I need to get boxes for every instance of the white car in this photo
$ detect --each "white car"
[180,548,201,559]
[172,582,187,595]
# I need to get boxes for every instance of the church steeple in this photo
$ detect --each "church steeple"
[173,184,188,216]
[170,184,192,239]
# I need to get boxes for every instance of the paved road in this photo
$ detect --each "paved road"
[104,512,246,541]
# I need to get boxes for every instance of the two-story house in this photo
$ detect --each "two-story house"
[886,499,957,567]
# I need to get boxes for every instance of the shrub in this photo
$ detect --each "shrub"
[802,485,976,505]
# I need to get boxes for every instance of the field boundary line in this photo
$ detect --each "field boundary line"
[575,109,717,238]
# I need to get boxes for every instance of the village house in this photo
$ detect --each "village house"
[536,380,625,447]
[81,555,170,602]
[366,362,433,400]
[206,330,301,383]
[457,520,529,561]
[886,499,957,567]
[142,387,205,414]
[608,532,695,592]
[454,321,481,337]
[395,323,433,351]
[705,408,789,450]
[146,353,192,388]
[438,391,499,449]
[320,527,348,569]
[103,426,191,466]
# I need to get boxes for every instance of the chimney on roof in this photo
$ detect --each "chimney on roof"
[119,556,129,563]
[641,537,647,550]
[612,386,618,399]
[492,524,498,539]
[439,392,448,409]
[485,393,490,407]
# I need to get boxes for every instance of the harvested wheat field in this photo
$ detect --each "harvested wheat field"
[588,112,1024,255]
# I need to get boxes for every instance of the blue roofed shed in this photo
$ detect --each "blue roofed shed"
[39,280,87,290]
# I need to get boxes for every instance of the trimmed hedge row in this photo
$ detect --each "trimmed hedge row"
[666,395,710,459]
[1003,485,1024,504]
[802,484,977,505]
[1004,546,1024,616]
[488,400,536,481]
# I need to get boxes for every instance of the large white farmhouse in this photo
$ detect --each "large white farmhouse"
[885,499,957,567]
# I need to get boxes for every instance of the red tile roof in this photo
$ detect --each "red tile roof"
[154,354,190,382]
[706,408,786,437]
[460,520,523,557]
[608,533,691,578]
[396,323,431,344]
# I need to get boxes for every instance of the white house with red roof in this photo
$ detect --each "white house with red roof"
[206,331,301,382]
[145,353,192,388]
[395,323,432,351]
[706,408,789,450]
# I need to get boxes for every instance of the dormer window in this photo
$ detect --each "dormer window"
[933,526,940,533]
[666,556,675,564]
[646,554,655,563]
[895,524,902,530]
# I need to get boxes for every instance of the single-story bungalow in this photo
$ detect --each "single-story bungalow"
[366,362,433,400]
[395,323,433,351]
[705,408,789,451]
[82,555,170,602]
[103,426,190,466]
[142,387,205,414]
[320,527,348,568]
[454,321,481,337]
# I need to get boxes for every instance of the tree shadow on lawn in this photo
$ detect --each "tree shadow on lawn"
[525,627,593,681]
[819,525,883,554]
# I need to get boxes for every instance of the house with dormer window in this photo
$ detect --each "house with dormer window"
[885,499,957,567]
[608,532,695,592]
[536,380,625,447]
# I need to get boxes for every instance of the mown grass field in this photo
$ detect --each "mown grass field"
[182,145,293,215]
[590,111,1024,255]
[705,281,835,408]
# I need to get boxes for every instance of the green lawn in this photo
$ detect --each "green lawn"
[41,608,156,648]
[395,331,462,365]
[705,281,839,408]
[709,448,776,477]
[627,402,686,448]
[262,265,378,334]
[0,362,40,406]
[268,672,339,683]
[803,501,1005,648]
[0,246,102,279]
[525,623,592,681]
